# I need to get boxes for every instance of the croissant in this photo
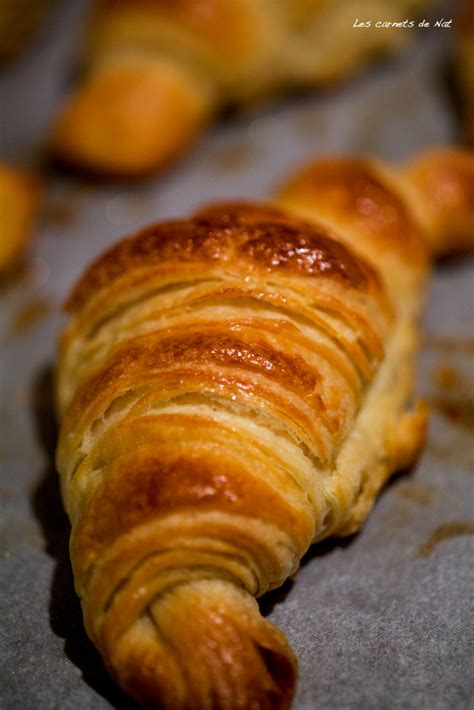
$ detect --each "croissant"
[50,0,433,177]
[55,147,473,708]
[456,0,474,146]
[0,0,55,65]
[0,163,39,273]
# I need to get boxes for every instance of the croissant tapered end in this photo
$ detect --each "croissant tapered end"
[401,149,474,258]
[96,580,297,710]
[275,155,429,291]
[50,54,213,177]
[277,149,474,264]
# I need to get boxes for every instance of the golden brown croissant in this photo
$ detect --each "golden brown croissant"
[0,163,39,273]
[0,0,55,65]
[456,0,474,146]
[50,0,433,177]
[55,147,473,708]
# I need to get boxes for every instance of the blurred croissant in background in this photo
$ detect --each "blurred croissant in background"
[0,0,55,65]
[0,164,39,273]
[456,0,474,146]
[50,0,435,177]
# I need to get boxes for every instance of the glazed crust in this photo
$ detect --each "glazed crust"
[65,204,383,313]
[50,0,434,176]
[56,148,472,708]
[279,149,474,264]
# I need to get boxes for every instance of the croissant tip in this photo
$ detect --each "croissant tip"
[101,580,297,710]
[50,54,211,179]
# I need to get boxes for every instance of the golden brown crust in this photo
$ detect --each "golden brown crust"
[279,150,474,262]
[278,157,428,268]
[277,156,435,326]
[401,148,474,256]
[66,202,382,313]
